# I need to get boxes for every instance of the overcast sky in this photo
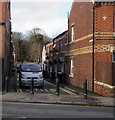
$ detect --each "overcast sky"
[11,0,73,38]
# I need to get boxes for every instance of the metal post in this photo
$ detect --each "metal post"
[56,78,59,95]
[30,77,34,94]
[19,71,21,88]
[92,5,95,92]
[84,79,87,99]
[5,76,8,92]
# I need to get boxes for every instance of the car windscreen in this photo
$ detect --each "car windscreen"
[21,64,42,72]
[16,64,20,68]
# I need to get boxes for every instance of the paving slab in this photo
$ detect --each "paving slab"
[2,92,114,107]
[3,75,114,107]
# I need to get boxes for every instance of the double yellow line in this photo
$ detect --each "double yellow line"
[60,87,77,95]
[16,81,79,96]
[45,80,78,95]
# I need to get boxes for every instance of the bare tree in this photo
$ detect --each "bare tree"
[12,28,52,63]
[28,27,52,63]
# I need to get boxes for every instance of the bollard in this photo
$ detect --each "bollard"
[5,76,8,92]
[30,77,34,94]
[56,78,59,95]
[51,72,55,81]
[84,79,87,99]
[19,72,21,88]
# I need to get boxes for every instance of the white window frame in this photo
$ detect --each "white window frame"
[70,59,74,76]
[71,25,75,41]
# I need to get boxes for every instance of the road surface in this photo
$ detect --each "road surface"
[2,102,114,119]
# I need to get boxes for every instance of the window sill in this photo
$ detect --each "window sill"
[65,43,68,46]
[69,40,76,45]
[69,74,74,78]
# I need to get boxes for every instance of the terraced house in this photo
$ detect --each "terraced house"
[67,0,115,97]
[0,1,13,91]
[51,31,68,83]
[43,42,53,79]
[42,0,115,97]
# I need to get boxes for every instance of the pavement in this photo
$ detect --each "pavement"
[1,74,114,107]
[2,91,114,107]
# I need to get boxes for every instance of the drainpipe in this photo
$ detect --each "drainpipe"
[92,2,101,92]
[92,4,95,92]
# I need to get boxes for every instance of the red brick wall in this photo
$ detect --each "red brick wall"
[68,2,93,43]
[95,63,115,97]
[96,52,112,62]
[95,4,114,32]
[53,31,68,53]
[67,53,92,90]
[0,2,6,22]
[95,84,114,97]
[94,3,115,97]
[0,2,6,58]
[67,2,115,96]
[0,2,12,90]
[67,2,93,91]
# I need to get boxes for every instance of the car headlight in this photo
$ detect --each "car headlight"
[39,74,43,79]
[21,74,26,78]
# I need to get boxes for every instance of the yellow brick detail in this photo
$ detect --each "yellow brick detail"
[69,34,93,44]
[65,44,114,56]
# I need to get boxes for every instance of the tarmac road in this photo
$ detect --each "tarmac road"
[19,80,76,95]
[2,102,114,119]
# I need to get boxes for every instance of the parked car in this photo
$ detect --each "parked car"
[15,64,21,72]
[19,63,44,88]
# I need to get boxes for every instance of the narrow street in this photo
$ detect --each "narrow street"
[2,102,113,119]
[9,72,77,95]
[2,73,114,120]
[0,1,115,120]
[19,80,72,95]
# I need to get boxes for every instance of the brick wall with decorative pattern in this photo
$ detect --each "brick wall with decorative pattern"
[67,1,115,97]
[94,2,115,97]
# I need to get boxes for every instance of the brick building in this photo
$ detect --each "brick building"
[0,1,13,91]
[43,0,115,97]
[43,31,68,83]
[67,0,115,97]
[51,31,68,83]
[42,42,53,79]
